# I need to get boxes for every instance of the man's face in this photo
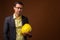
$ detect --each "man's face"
[14,4,23,15]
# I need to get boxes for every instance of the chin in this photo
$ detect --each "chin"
[18,13,21,15]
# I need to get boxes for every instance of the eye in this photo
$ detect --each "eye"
[15,7,23,9]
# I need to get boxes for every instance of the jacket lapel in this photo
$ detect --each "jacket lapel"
[22,15,25,25]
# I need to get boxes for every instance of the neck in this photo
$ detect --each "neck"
[14,13,20,18]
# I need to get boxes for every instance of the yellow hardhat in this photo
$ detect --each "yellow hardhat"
[21,23,32,34]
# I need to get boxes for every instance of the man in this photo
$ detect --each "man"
[4,1,32,40]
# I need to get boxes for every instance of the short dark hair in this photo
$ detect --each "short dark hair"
[13,1,24,7]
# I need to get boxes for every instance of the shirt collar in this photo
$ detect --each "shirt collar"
[13,14,22,19]
[13,14,16,19]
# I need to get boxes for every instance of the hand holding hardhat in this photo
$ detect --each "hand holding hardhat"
[21,23,32,35]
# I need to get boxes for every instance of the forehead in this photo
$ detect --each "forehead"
[15,4,23,7]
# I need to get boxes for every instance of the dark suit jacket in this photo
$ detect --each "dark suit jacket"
[4,15,32,40]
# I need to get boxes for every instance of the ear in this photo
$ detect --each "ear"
[13,7,15,10]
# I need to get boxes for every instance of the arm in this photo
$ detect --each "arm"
[4,18,9,40]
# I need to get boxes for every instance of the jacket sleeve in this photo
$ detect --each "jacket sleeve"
[4,18,9,40]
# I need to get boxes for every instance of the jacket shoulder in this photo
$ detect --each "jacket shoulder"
[22,15,28,19]
[5,15,12,20]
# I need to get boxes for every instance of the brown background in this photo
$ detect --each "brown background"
[0,0,60,40]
